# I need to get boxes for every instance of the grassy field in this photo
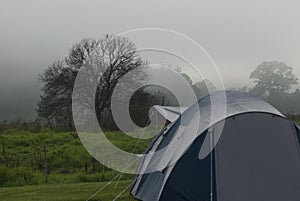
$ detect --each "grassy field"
[0,129,148,200]
[0,128,153,200]
[0,128,154,187]
[0,180,136,201]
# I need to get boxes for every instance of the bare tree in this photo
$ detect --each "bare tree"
[37,35,146,129]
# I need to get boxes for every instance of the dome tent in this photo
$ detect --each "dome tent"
[130,91,300,201]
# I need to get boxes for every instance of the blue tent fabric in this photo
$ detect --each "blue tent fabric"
[131,120,181,201]
[159,130,216,201]
[130,91,300,201]
[295,124,300,144]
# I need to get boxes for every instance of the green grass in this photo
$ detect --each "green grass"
[0,129,145,200]
[0,129,154,187]
[0,180,136,201]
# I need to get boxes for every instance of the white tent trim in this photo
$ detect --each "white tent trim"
[152,106,188,123]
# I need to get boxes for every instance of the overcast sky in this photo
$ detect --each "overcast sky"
[0,0,300,120]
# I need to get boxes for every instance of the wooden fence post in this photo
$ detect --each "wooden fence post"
[2,142,5,157]
[44,145,48,183]
[2,142,6,167]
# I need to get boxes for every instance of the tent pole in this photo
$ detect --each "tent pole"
[210,128,214,201]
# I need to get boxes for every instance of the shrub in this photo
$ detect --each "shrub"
[0,166,39,187]
[0,166,9,185]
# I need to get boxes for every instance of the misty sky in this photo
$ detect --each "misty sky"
[0,0,300,120]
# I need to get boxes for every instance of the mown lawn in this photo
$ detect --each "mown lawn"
[0,180,136,201]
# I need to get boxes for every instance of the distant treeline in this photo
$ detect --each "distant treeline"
[1,90,299,132]
[4,33,300,131]
[253,89,300,115]
[231,87,300,116]
[34,34,300,131]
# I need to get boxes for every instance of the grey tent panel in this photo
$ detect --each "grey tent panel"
[215,113,300,201]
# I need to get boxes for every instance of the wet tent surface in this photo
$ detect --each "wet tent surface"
[215,113,300,201]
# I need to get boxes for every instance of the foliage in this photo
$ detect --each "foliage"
[0,166,40,187]
[250,61,298,97]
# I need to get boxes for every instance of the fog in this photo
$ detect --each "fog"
[0,0,300,120]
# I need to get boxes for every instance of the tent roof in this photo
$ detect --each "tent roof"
[194,90,285,121]
[136,91,286,174]
[157,90,285,167]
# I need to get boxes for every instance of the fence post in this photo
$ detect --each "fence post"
[2,142,6,166]
[2,142,5,157]
[44,145,48,183]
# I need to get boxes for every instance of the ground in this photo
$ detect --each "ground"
[0,180,136,201]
